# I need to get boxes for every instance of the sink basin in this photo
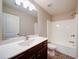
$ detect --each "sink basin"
[18,39,35,46]
[18,40,31,46]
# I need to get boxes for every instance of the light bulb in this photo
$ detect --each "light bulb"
[15,0,37,11]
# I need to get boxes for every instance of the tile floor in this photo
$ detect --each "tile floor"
[48,51,75,59]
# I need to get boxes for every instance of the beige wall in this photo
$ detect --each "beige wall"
[0,0,2,41]
[0,0,2,12]
[47,19,52,41]
[37,9,51,37]
[3,5,37,36]
[30,0,52,37]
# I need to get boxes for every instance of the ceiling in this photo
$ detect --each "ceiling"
[3,0,37,17]
[3,0,77,16]
[34,0,77,16]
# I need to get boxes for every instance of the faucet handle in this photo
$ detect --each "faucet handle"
[17,33,20,35]
[69,41,75,43]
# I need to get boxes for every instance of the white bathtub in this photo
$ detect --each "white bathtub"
[49,42,77,58]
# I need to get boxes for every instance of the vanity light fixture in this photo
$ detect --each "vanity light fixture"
[15,0,22,5]
[15,0,36,11]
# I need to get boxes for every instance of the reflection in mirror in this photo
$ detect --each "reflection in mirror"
[1,0,37,43]
[3,13,20,40]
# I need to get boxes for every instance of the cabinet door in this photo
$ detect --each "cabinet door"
[37,47,47,59]
[29,54,36,59]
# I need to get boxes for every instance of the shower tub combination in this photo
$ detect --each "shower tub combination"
[48,42,77,59]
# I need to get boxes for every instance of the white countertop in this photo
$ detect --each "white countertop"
[0,36,26,45]
[0,37,47,59]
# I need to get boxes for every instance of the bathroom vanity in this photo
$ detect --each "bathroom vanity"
[0,37,47,59]
[11,40,47,59]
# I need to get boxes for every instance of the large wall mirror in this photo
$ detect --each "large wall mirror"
[1,0,38,42]
[3,13,20,40]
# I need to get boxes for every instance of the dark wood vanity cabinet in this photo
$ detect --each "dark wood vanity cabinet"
[10,40,47,59]
[36,47,47,59]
